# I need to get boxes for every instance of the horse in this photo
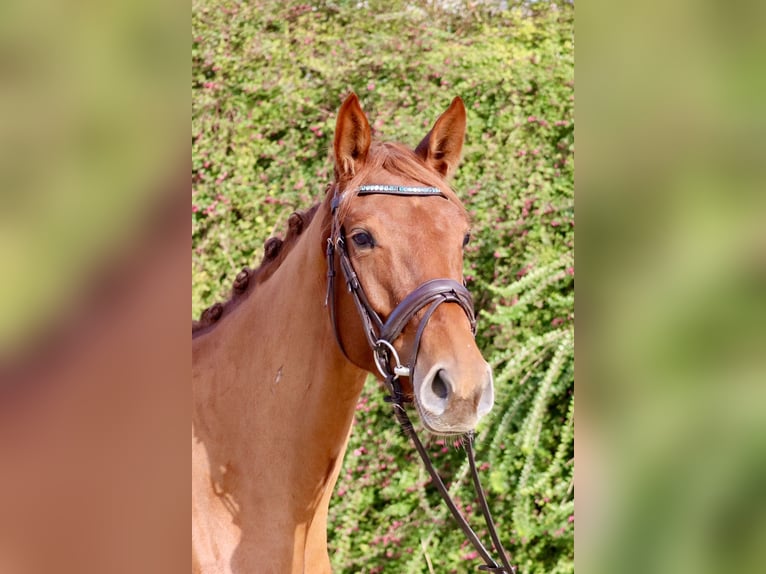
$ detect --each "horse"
[192,93,495,573]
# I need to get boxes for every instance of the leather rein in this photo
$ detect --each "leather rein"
[325,184,515,573]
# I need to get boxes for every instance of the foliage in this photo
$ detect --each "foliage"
[192,1,574,572]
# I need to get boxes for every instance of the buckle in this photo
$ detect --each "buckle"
[373,339,410,379]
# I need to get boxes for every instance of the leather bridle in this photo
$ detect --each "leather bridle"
[325,183,515,573]
[326,184,476,383]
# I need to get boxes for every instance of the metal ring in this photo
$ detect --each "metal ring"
[373,339,410,379]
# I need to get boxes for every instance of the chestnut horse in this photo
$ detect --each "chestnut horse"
[192,94,494,573]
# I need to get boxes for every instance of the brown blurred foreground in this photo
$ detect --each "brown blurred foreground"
[0,0,188,569]
[0,183,190,574]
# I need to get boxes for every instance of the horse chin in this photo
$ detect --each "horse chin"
[412,396,476,437]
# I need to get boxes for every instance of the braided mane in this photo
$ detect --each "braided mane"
[192,204,320,338]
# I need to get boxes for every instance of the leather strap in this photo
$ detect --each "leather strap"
[325,237,350,361]
[388,375,515,573]
[381,278,475,342]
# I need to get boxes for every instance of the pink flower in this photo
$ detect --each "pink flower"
[367,82,375,91]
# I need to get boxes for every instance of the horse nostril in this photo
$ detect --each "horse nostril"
[431,369,450,400]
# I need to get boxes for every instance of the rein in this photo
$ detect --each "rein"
[325,184,516,573]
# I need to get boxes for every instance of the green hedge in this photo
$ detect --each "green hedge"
[193,1,574,572]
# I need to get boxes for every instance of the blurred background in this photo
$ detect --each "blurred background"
[578,0,766,573]
[192,1,574,572]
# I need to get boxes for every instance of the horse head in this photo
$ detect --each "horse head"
[328,93,494,435]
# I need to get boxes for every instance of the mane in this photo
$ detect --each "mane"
[192,203,321,338]
[192,140,464,338]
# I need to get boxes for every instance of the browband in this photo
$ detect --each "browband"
[330,184,446,211]
[358,184,444,197]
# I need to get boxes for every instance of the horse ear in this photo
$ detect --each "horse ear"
[414,97,466,178]
[333,93,372,178]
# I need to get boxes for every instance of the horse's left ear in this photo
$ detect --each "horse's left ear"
[415,97,466,179]
[334,92,372,179]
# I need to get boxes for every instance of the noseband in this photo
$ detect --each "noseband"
[324,184,515,573]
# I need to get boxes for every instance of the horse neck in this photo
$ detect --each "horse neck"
[192,198,367,517]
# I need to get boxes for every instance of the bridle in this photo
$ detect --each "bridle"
[325,184,476,385]
[325,183,516,573]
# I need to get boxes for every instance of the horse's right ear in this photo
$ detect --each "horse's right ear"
[333,93,371,179]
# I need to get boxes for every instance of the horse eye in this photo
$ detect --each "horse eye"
[351,231,375,248]
[463,232,471,248]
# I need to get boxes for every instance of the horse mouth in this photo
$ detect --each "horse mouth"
[412,395,476,437]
